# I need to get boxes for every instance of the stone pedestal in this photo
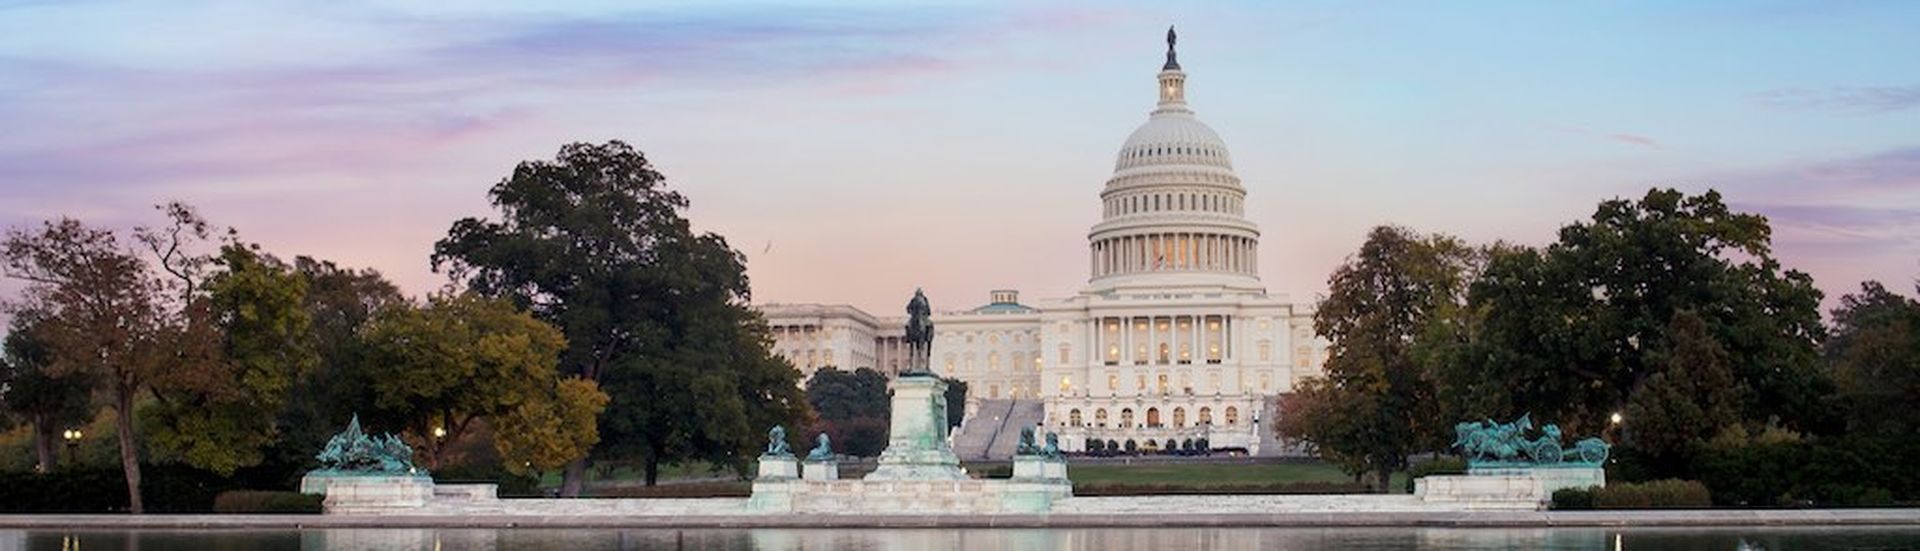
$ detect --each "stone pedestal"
[300,474,435,514]
[1012,455,1069,481]
[867,375,966,481]
[1416,467,1604,509]
[803,460,840,481]
[757,455,799,480]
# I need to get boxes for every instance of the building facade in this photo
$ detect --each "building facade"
[758,34,1326,456]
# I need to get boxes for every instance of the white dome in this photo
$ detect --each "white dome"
[1115,112,1234,170]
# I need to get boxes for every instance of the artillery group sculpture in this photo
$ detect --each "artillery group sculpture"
[1452,413,1609,470]
[312,414,421,476]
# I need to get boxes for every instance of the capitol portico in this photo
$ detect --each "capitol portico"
[759,29,1326,457]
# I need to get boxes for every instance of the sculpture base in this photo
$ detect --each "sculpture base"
[866,376,966,481]
[757,456,799,480]
[1416,467,1604,509]
[300,473,435,514]
[803,460,840,481]
[747,478,1072,514]
[1012,456,1069,481]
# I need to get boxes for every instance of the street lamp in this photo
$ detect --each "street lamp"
[62,429,83,467]
[432,426,447,440]
[1609,412,1623,426]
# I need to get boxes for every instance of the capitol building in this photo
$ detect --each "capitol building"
[758,31,1327,457]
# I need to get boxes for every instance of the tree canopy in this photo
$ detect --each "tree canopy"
[1276,225,1476,490]
[433,141,807,490]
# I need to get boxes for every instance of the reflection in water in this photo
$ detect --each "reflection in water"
[3,526,1918,550]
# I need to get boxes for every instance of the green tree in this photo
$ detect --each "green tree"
[3,218,171,513]
[1453,189,1827,438]
[596,298,807,484]
[263,257,406,478]
[1279,225,1475,491]
[0,313,95,471]
[942,377,968,429]
[434,141,807,492]
[359,293,607,470]
[1622,311,1745,468]
[805,367,892,456]
[806,367,890,420]
[1825,281,1920,438]
[146,245,319,475]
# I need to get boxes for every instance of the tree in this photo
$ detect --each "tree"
[1452,189,1827,438]
[359,293,607,471]
[1825,281,1920,438]
[596,298,808,484]
[2,218,170,513]
[805,367,892,456]
[434,141,807,493]
[1278,226,1475,491]
[806,367,890,421]
[942,377,968,429]
[146,245,319,475]
[263,257,406,478]
[1622,311,1744,468]
[0,313,94,471]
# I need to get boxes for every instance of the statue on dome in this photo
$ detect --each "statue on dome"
[1164,25,1180,70]
[902,288,936,376]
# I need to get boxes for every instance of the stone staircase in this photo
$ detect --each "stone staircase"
[950,400,1046,460]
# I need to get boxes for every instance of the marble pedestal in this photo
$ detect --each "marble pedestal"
[757,456,799,480]
[299,474,435,514]
[1415,467,1605,509]
[803,460,840,481]
[867,375,966,481]
[1012,455,1069,481]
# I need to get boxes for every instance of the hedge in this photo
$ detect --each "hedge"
[1552,480,1711,509]
[1690,436,1919,507]
[0,465,252,513]
[1405,456,1468,493]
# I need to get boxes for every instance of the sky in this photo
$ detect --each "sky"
[1,0,1917,318]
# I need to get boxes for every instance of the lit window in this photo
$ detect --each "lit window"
[1226,406,1240,426]
[1060,376,1073,394]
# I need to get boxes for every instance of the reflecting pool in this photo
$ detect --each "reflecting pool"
[3,526,1918,550]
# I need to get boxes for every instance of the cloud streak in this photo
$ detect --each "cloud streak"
[1752,85,1920,113]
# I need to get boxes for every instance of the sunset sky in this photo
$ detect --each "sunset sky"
[2,1,1916,317]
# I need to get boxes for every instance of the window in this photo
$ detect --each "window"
[1173,407,1187,427]
[1136,374,1147,391]
[1208,371,1221,393]
[1258,340,1272,362]
[1070,409,1083,427]
[1095,409,1109,427]
[1059,376,1073,394]
[1199,407,1213,425]
[1225,406,1240,426]
[1157,374,1170,395]
[1107,372,1119,391]
[1120,408,1135,428]
[1146,408,1161,428]
[990,384,1000,399]
[944,355,955,372]
[1260,372,1271,391]
[989,352,1000,372]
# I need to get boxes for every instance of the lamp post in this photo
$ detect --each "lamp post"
[62,429,82,467]
[1604,412,1624,444]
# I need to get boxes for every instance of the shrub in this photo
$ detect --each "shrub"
[1691,436,1920,506]
[212,490,322,513]
[1592,479,1711,508]
[1552,486,1596,510]
[0,465,252,512]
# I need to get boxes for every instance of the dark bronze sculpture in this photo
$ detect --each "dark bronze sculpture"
[902,288,935,376]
